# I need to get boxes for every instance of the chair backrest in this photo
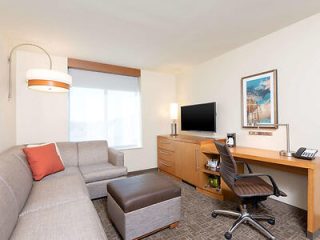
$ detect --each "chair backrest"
[214,141,238,189]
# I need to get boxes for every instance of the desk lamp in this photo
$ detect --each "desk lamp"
[255,123,293,157]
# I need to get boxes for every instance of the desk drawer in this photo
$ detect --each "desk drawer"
[158,159,175,175]
[158,138,175,151]
[158,149,174,162]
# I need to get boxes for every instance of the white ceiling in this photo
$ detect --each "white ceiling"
[1,0,320,73]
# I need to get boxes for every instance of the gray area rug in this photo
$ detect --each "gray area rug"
[93,174,308,240]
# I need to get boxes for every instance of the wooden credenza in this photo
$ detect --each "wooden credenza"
[157,134,225,200]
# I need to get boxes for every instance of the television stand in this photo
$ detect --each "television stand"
[157,134,227,200]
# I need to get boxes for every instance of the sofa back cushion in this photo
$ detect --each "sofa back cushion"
[56,142,79,167]
[0,152,33,212]
[0,179,19,240]
[78,140,108,166]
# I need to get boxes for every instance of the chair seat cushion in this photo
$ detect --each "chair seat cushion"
[233,176,274,198]
[107,173,181,213]
[11,199,107,240]
[80,163,127,183]
[20,175,89,216]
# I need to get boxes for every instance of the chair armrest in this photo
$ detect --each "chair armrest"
[235,173,286,197]
[108,148,124,166]
[235,160,253,173]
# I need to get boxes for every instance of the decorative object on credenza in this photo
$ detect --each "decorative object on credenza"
[170,103,178,136]
[206,159,219,171]
[7,43,72,100]
[208,175,220,188]
[226,133,236,147]
[241,70,278,128]
[255,122,293,157]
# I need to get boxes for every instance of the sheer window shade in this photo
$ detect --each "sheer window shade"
[69,69,142,149]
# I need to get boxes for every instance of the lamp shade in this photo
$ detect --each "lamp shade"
[26,68,72,92]
[170,103,178,120]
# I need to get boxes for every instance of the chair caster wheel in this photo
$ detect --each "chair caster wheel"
[224,232,232,239]
[211,212,218,218]
[267,219,275,225]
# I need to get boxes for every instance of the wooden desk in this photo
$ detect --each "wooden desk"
[201,143,320,240]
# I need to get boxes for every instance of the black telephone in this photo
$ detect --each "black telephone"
[293,147,318,160]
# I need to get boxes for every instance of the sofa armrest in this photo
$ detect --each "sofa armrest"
[108,148,124,166]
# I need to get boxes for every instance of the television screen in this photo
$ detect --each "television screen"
[181,102,216,132]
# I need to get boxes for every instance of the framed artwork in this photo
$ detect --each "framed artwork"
[241,70,278,128]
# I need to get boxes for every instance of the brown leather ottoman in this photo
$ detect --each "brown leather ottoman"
[107,173,181,240]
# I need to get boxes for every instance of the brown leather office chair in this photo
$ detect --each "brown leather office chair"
[212,141,287,240]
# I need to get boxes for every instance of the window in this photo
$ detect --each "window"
[69,68,142,149]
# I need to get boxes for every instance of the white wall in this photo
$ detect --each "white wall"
[124,70,176,171]
[0,33,15,151]
[176,13,320,210]
[15,51,69,144]
[14,51,176,171]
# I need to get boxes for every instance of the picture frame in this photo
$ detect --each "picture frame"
[241,70,278,128]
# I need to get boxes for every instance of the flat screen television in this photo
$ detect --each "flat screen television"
[181,102,216,132]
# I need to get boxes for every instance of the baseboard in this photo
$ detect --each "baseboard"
[128,168,158,176]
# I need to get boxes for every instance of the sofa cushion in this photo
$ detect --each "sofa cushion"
[42,166,82,181]
[56,142,79,167]
[78,140,108,166]
[23,143,65,181]
[0,179,19,240]
[0,153,33,212]
[20,174,89,216]
[11,199,107,240]
[80,163,127,183]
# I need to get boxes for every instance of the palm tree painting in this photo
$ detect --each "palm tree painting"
[241,70,278,128]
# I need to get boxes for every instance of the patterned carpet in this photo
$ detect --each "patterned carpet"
[93,173,309,240]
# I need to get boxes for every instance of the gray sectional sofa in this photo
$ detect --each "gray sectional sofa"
[0,140,127,240]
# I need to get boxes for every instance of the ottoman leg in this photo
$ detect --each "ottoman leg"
[133,222,180,240]
[169,222,179,229]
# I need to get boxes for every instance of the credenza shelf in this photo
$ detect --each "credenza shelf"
[202,168,220,176]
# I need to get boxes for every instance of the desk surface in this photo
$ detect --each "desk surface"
[201,143,320,170]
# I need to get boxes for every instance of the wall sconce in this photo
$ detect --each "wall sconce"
[170,103,178,136]
[8,43,72,100]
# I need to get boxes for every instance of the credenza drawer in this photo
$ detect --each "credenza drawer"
[158,138,175,151]
[158,159,175,175]
[158,149,174,162]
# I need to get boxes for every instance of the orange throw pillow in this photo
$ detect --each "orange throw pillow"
[23,143,65,181]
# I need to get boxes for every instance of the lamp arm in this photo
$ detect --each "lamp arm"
[8,43,53,100]
[273,124,290,153]
[254,122,291,154]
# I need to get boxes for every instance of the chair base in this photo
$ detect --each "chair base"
[212,204,275,240]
